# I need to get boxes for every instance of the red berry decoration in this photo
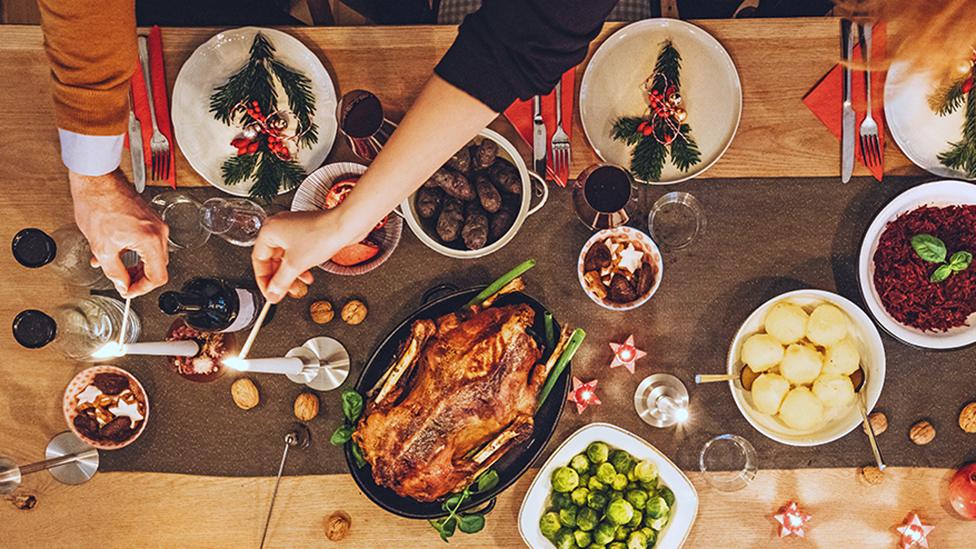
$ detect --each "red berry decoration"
[963,77,974,94]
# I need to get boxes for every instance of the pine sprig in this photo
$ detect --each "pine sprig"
[931,66,976,178]
[653,40,682,89]
[611,116,646,146]
[270,59,319,148]
[630,132,668,181]
[210,34,278,123]
[929,79,966,116]
[669,124,701,172]
[220,152,260,185]
[251,152,306,202]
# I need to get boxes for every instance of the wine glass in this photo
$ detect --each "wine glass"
[201,197,266,247]
[150,192,210,250]
[336,90,397,161]
[699,434,758,492]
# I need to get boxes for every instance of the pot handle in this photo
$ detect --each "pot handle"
[526,171,549,217]
[422,283,459,305]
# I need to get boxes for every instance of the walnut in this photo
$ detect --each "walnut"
[231,378,259,410]
[909,420,935,445]
[959,402,976,433]
[857,465,884,486]
[310,300,335,324]
[294,392,320,422]
[289,280,309,299]
[863,411,888,436]
[324,511,351,541]
[341,300,368,325]
[9,494,37,510]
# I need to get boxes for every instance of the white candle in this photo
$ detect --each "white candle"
[124,340,200,357]
[223,356,305,375]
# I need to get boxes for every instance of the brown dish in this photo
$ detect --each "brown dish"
[580,228,661,308]
[166,319,236,382]
[63,365,149,450]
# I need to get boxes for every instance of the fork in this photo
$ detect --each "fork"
[550,79,571,183]
[137,36,171,181]
[857,23,881,169]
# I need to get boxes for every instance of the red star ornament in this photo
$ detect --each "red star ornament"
[568,377,601,414]
[773,501,812,538]
[897,512,934,549]
[609,335,647,374]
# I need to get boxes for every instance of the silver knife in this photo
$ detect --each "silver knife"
[128,93,146,192]
[841,19,855,183]
[532,95,547,178]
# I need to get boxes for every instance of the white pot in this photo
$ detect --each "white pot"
[398,128,548,259]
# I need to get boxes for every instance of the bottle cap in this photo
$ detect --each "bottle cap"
[12,309,56,349]
[12,228,56,268]
[158,292,180,314]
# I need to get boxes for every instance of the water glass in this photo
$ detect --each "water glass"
[151,192,210,250]
[699,434,758,492]
[648,192,705,250]
[336,89,397,161]
[201,197,266,247]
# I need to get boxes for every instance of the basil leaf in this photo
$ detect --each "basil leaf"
[443,494,463,512]
[350,442,367,469]
[329,425,353,446]
[441,516,457,539]
[931,263,954,283]
[911,234,947,263]
[475,470,499,493]
[949,251,973,272]
[458,513,486,534]
[341,391,364,423]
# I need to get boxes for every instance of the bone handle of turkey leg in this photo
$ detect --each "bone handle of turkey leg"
[536,326,572,383]
[374,323,433,404]
[480,277,526,309]
[472,419,530,465]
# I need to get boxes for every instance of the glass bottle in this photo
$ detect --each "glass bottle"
[11,226,112,289]
[158,277,264,333]
[12,296,141,361]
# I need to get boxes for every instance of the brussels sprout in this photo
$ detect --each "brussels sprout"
[627,468,638,482]
[587,491,609,510]
[633,461,658,483]
[609,490,625,502]
[589,545,609,549]
[551,492,570,510]
[574,530,593,548]
[587,442,610,464]
[559,505,578,528]
[552,466,580,493]
[607,499,635,525]
[639,528,657,546]
[540,511,562,540]
[611,473,629,491]
[577,506,600,531]
[596,462,617,484]
[610,451,635,476]
[571,486,590,506]
[625,489,649,510]
[640,481,657,493]
[645,496,670,519]
[628,509,644,530]
[579,473,592,486]
[571,453,591,475]
[554,528,576,549]
[588,476,607,492]
[649,515,669,531]
[608,543,627,549]
[593,522,617,545]
[614,526,630,541]
[658,486,675,508]
[626,531,649,549]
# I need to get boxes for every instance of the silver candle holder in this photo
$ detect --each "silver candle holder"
[1,431,99,495]
[284,336,351,391]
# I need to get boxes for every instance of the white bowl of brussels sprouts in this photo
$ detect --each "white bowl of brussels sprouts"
[518,423,698,549]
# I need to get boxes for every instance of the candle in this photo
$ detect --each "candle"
[224,356,305,376]
[91,340,200,359]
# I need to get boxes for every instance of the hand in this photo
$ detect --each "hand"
[69,169,169,296]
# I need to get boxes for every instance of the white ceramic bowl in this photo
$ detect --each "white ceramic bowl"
[398,128,548,259]
[518,423,698,549]
[577,226,664,311]
[858,180,976,349]
[727,290,886,447]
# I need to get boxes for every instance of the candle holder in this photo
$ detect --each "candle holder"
[0,431,99,495]
[285,337,351,391]
[634,373,689,428]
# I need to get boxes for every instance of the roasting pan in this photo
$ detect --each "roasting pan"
[345,283,571,519]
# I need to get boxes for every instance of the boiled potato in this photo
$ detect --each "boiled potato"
[823,337,860,376]
[779,386,825,430]
[764,302,809,345]
[741,333,785,373]
[751,373,791,415]
[780,343,823,385]
[806,303,849,347]
[812,374,855,408]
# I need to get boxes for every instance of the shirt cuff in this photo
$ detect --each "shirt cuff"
[58,129,124,176]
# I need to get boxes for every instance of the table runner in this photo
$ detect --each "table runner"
[98,176,976,477]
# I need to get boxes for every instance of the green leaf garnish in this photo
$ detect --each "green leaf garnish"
[341,390,364,423]
[931,263,954,283]
[949,250,973,272]
[458,514,486,534]
[912,234,947,263]
[475,470,499,493]
[329,425,352,446]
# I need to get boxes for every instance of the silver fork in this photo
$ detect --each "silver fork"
[550,79,571,183]
[137,35,171,181]
[857,23,881,169]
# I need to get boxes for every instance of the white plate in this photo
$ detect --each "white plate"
[727,290,886,447]
[172,27,338,196]
[579,19,741,184]
[884,61,974,180]
[518,423,698,549]
[858,180,976,349]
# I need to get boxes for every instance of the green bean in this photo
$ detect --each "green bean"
[465,259,536,307]
[538,328,586,409]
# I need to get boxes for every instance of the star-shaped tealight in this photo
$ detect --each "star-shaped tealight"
[75,385,103,406]
[568,377,601,414]
[109,398,144,428]
[896,512,934,549]
[773,501,812,538]
[609,335,646,374]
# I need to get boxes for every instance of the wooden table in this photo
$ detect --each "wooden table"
[1,19,970,548]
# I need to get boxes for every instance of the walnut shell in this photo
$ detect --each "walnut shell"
[341,300,368,325]
[909,420,935,445]
[959,402,976,433]
[310,300,335,324]
[857,465,884,486]
[864,411,888,436]
[289,280,309,299]
[325,511,351,541]
[294,392,320,422]
[231,378,260,410]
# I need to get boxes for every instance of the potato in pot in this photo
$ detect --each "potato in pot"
[474,172,502,213]
[416,187,444,219]
[436,197,465,242]
[462,203,490,250]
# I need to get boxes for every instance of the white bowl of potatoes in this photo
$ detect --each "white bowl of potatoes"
[727,289,886,447]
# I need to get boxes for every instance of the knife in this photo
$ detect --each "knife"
[532,95,547,178]
[840,19,855,183]
[128,94,146,192]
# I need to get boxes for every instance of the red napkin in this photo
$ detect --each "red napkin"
[803,24,886,182]
[503,69,575,186]
[126,26,177,188]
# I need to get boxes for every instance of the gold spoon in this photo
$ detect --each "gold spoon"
[695,366,760,390]
[851,365,886,471]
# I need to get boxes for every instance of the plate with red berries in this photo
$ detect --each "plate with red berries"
[292,162,402,275]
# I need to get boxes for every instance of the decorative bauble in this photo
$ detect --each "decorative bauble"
[674,108,688,123]
[668,93,683,107]
[242,123,261,140]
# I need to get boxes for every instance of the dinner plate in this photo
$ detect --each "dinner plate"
[884,61,974,180]
[172,27,338,196]
[857,180,976,349]
[579,19,741,184]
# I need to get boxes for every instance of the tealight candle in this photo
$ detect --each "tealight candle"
[224,356,305,376]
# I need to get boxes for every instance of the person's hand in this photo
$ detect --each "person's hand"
[69,169,169,297]
[252,209,361,303]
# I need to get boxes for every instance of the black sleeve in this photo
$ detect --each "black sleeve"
[434,0,618,112]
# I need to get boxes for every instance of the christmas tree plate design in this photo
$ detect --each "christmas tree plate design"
[172,27,338,197]
[580,19,741,184]
[884,61,975,181]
